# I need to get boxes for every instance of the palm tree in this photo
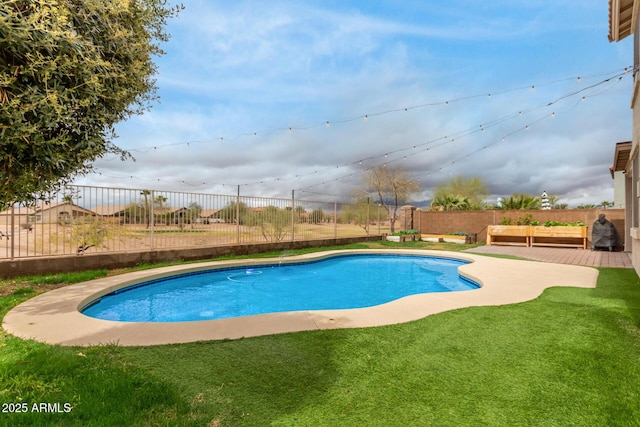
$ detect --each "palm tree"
[430,195,472,211]
[577,203,598,209]
[500,193,540,210]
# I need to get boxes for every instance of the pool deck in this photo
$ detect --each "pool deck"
[466,246,632,268]
[3,249,600,347]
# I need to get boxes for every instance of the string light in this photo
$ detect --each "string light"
[119,66,633,157]
[89,67,634,193]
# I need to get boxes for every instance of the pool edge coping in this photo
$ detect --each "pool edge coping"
[2,249,599,347]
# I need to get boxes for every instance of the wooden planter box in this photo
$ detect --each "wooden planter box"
[386,235,416,242]
[530,226,587,249]
[486,225,530,246]
[487,225,588,248]
[420,234,469,244]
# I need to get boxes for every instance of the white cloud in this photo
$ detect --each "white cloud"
[77,1,634,208]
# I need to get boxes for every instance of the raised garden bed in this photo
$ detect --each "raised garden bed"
[530,225,587,249]
[386,230,419,242]
[486,225,530,246]
[487,225,588,248]
[420,234,470,244]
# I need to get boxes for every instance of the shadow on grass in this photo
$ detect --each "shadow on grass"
[118,331,344,426]
[0,339,188,427]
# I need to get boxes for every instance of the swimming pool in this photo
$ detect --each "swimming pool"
[82,254,479,322]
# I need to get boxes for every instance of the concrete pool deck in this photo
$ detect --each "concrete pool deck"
[3,249,599,347]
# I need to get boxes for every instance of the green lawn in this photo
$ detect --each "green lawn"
[1,242,639,426]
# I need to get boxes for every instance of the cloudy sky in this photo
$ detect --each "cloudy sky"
[76,0,634,207]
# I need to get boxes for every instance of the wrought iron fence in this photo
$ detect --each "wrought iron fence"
[0,185,390,259]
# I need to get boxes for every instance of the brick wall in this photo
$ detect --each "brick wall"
[413,209,625,244]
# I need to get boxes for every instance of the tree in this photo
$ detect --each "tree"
[501,193,541,210]
[309,209,325,224]
[576,203,598,209]
[185,202,203,225]
[364,165,420,233]
[432,176,488,210]
[53,215,123,254]
[341,198,372,234]
[600,201,614,209]
[245,206,291,242]
[219,201,250,224]
[0,0,182,209]
[430,195,471,211]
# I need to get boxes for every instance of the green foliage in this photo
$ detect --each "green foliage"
[430,194,472,211]
[309,208,325,224]
[341,198,372,233]
[0,0,182,208]
[501,216,585,227]
[391,229,418,236]
[542,220,585,227]
[432,176,488,209]
[500,193,541,210]
[246,205,292,241]
[52,215,125,252]
[501,213,538,225]
[218,201,250,224]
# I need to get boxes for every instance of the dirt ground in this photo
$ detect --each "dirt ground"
[0,221,391,259]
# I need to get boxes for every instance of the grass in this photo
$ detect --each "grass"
[1,242,639,426]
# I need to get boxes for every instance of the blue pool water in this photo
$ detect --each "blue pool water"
[82,254,479,322]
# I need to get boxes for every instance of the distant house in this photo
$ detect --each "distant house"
[90,205,130,218]
[0,201,94,226]
[199,208,223,223]
[609,0,639,269]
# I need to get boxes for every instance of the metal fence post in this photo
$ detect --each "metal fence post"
[150,190,155,250]
[291,190,295,241]
[367,198,370,236]
[10,205,15,260]
[236,185,241,244]
[334,202,337,239]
